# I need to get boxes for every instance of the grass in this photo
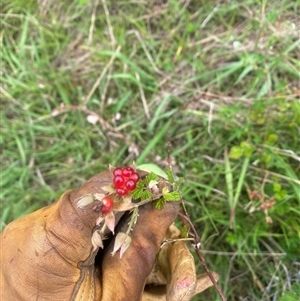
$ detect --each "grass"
[1,0,299,300]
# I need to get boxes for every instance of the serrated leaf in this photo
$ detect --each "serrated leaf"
[240,141,254,158]
[166,167,175,183]
[131,189,143,200]
[152,197,166,210]
[145,172,159,186]
[163,191,181,201]
[131,181,144,200]
[273,183,281,192]
[141,189,152,200]
[229,146,243,159]
[136,180,144,190]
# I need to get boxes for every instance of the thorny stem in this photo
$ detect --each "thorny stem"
[178,212,227,301]
[126,206,139,236]
[121,192,164,249]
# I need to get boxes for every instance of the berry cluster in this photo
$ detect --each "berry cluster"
[113,166,140,196]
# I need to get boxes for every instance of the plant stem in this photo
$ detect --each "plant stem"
[126,206,139,235]
[178,212,227,301]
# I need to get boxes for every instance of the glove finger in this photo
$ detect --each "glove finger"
[142,273,218,301]
[100,201,179,301]
[145,224,219,301]
[166,240,197,300]
[149,224,196,301]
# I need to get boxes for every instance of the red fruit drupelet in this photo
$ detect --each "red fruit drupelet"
[125,179,136,191]
[131,172,140,182]
[113,168,123,176]
[113,175,124,188]
[116,188,127,196]
[122,167,134,177]
[101,196,113,214]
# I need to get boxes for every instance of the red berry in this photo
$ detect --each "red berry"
[113,175,124,188]
[116,188,127,196]
[125,179,136,191]
[131,172,140,183]
[122,167,134,178]
[101,196,113,214]
[113,168,123,176]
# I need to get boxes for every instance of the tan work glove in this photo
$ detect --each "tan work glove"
[1,168,217,300]
[144,224,219,300]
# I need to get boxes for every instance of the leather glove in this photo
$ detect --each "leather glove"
[0,169,217,300]
[144,224,219,300]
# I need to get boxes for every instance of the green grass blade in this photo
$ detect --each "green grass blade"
[136,120,171,164]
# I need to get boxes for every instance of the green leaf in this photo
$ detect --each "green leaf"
[152,197,166,210]
[266,133,278,145]
[235,65,254,84]
[240,141,254,157]
[278,284,300,301]
[275,190,287,200]
[131,181,144,200]
[136,120,171,164]
[166,167,175,183]
[163,191,181,201]
[141,190,152,200]
[131,189,143,200]
[144,172,159,186]
[229,146,243,159]
[136,180,144,190]
[273,183,281,192]
[137,163,168,179]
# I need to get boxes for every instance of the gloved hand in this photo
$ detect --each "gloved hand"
[0,168,217,301]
